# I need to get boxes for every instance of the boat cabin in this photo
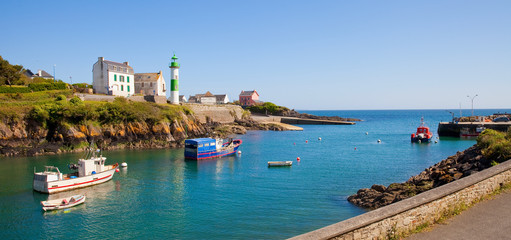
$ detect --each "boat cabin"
[184,138,219,158]
[416,126,430,134]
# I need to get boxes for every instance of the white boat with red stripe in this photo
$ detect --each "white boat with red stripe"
[33,145,118,194]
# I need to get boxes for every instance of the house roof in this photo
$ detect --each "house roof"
[135,73,159,81]
[240,90,258,97]
[215,94,227,101]
[103,60,134,69]
[23,69,34,78]
[203,91,214,97]
[34,70,53,78]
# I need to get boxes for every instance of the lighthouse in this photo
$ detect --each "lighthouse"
[169,53,180,104]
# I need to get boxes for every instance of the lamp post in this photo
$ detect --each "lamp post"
[53,64,56,81]
[467,94,478,117]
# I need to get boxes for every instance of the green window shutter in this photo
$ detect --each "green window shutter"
[127,76,130,83]
[121,85,123,91]
[127,86,130,92]
[114,74,117,81]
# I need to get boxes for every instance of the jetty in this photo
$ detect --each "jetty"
[280,117,355,125]
[438,121,511,137]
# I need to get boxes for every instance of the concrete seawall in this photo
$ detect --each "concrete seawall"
[281,117,355,125]
[290,159,511,240]
[438,122,511,137]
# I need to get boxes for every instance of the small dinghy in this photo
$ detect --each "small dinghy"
[41,195,86,211]
[268,161,293,167]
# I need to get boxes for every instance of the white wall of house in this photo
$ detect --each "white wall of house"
[92,57,134,97]
[201,96,216,105]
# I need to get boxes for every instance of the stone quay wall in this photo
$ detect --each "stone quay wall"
[185,104,244,124]
[290,159,511,240]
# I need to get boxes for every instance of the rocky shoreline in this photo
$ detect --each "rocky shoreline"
[347,145,494,209]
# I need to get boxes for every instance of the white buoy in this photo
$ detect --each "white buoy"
[366,132,369,135]
[435,140,438,143]
[377,139,381,143]
[121,162,128,168]
[237,150,242,155]
[318,137,322,141]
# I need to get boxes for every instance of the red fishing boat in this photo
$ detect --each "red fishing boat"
[411,117,433,143]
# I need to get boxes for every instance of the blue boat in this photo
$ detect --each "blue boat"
[184,138,242,160]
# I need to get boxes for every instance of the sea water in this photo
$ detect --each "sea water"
[0,109,508,239]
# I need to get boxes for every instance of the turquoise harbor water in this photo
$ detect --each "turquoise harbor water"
[1,109,509,239]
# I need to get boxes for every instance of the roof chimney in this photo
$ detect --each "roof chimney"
[98,57,104,62]
[123,62,129,66]
[38,70,42,76]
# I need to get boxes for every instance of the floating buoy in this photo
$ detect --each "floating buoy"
[318,137,322,141]
[305,140,308,143]
[377,139,381,143]
[435,140,438,143]
[121,162,128,168]
[237,150,242,155]
[293,142,296,145]
[366,132,369,135]
[297,157,300,161]
[354,147,357,150]
[115,169,120,172]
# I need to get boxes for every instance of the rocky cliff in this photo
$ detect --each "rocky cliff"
[0,112,207,156]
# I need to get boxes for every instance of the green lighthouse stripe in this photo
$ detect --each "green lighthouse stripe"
[171,79,179,91]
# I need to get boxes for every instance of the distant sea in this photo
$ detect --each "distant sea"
[1,109,509,239]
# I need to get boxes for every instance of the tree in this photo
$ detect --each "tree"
[0,56,28,86]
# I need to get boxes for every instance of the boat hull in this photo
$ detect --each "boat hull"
[41,195,86,211]
[411,136,432,143]
[33,166,117,194]
[186,144,241,160]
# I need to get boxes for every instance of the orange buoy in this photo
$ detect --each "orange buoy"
[297,157,300,161]
[115,169,120,172]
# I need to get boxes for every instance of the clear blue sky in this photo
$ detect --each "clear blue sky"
[1,0,510,110]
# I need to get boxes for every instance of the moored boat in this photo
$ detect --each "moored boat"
[411,117,433,143]
[33,145,118,194]
[184,138,242,160]
[268,161,293,167]
[41,195,86,211]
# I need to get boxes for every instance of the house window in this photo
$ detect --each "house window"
[142,82,144,87]
[127,76,130,83]
[121,85,124,91]
[114,74,117,81]
[150,82,153,87]
[127,86,130,92]
[120,76,124,82]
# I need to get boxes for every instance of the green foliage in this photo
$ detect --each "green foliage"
[28,82,67,91]
[0,56,28,86]
[72,83,92,88]
[477,129,511,163]
[69,96,83,105]
[247,102,289,115]
[55,94,67,101]
[0,85,31,93]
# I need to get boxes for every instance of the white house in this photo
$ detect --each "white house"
[92,57,135,97]
[215,94,229,104]
[134,71,166,96]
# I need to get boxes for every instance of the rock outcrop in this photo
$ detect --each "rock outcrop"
[347,145,493,209]
[0,112,208,156]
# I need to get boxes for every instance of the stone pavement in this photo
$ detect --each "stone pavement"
[407,190,511,240]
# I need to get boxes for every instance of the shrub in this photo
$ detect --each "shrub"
[28,82,67,91]
[477,129,511,163]
[0,86,31,93]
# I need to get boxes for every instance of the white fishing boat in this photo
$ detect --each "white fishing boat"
[41,195,86,211]
[268,161,293,167]
[33,145,118,194]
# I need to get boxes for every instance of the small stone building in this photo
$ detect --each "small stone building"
[134,71,166,96]
[239,90,259,107]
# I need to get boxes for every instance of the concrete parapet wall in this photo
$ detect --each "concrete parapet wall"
[281,117,355,125]
[291,159,511,240]
[185,104,244,124]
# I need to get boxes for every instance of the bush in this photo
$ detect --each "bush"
[0,85,31,93]
[28,82,67,91]
[477,129,511,163]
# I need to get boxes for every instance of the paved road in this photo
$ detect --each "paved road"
[407,191,511,240]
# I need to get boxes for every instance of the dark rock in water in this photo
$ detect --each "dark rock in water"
[348,145,494,209]
[371,184,386,192]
